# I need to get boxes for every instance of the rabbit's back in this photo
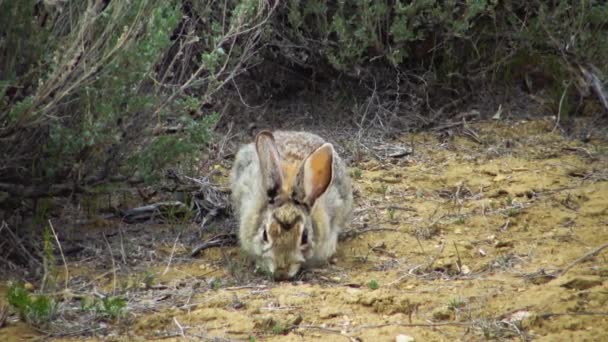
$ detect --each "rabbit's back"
[272,131,327,162]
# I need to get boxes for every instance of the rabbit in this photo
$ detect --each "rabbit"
[230,130,353,280]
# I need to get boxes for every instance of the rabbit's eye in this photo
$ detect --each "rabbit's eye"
[301,229,308,246]
[291,191,306,208]
[267,188,278,204]
[263,229,269,243]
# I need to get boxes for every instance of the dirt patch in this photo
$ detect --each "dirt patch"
[1,119,608,341]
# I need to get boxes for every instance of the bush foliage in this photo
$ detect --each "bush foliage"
[7,283,56,326]
[0,0,274,208]
[276,0,607,88]
[1,0,606,210]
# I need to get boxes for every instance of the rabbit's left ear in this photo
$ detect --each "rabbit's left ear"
[298,143,333,207]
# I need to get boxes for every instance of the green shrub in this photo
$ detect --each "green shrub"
[79,295,128,320]
[99,296,128,320]
[0,0,274,208]
[7,284,56,326]
[274,0,608,110]
[367,279,380,290]
[296,1,605,70]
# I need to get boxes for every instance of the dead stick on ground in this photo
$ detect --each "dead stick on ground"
[453,241,462,273]
[118,226,127,264]
[173,317,186,338]
[353,322,471,332]
[1,220,40,267]
[553,81,571,133]
[102,233,117,295]
[559,243,608,277]
[295,321,471,336]
[415,235,426,255]
[294,325,343,334]
[540,311,608,318]
[48,220,69,290]
[163,232,181,276]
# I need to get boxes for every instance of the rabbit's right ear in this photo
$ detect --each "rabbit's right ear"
[255,131,283,198]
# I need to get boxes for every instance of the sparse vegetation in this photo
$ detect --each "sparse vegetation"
[506,207,521,217]
[141,271,157,290]
[80,295,128,320]
[209,278,223,290]
[7,283,56,327]
[377,184,389,196]
[271,322,288,335]
[447,297,465,311]
[387,208,396,221]
[367,279,380,290]
[98,297,128,320]
[453,216,465,225]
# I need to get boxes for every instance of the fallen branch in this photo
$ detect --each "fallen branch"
[162,232,181,276]
[540,311,608,319]
[120,201,188,223]
[0,220,41,268]
[0,182,85,198]
[353,321,471,332]
[48,220,69,290]
[559,243,608,277]
[293,321,471,336]
[191,233,237,257]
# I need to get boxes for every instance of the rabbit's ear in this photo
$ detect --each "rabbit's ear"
[299,143,333,207]
[256,131,283,198]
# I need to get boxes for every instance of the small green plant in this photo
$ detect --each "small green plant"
[99,296,127,320]
[447,297,465,311]
[377,184,389,196]
[79,296,97,312]
[491,254,519,270]
[79,295,127,320]
[506,208,520,217]
[164,203,195,225]
[7,283,56,326]
[351,168,363,180]
[271,322,288,335]
[387,208,396,220]
[367,279,379,290]
[41,225,58,292]
[142,271,156,289]
[209,278,223,290]
[454,216,465,225]
[505,195,513,206]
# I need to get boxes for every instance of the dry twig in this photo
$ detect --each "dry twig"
[559,243,608,277]
[48,220,69,290]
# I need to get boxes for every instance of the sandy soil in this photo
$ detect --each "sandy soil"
[1,119,607,341]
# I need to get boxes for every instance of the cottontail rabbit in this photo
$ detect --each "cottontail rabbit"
[230,131,353,280]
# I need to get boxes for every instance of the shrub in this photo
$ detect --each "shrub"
[7,283,56,326]
[0,0,275,210]
[280,1,607,75]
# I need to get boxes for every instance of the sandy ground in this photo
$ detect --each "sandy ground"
[1,119,607,341]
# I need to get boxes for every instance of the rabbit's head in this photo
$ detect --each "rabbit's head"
[254,131,334,280]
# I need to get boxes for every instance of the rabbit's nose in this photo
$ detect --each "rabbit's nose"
[273,269,289,281]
